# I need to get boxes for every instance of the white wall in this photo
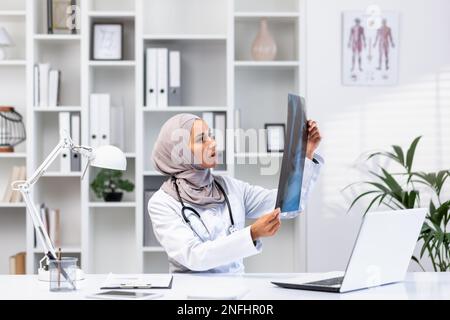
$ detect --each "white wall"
[305,0,450,272]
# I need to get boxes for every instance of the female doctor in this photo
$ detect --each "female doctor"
[148,114,323,273]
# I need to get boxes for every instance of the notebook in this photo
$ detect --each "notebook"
[100,273,173,290]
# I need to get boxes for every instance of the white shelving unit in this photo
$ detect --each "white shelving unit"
[0,0,307,275]
[232,0,307,272]
[0,0,28,275]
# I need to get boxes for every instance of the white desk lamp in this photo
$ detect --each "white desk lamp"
[0,27,14,60]
[12,131,127,287]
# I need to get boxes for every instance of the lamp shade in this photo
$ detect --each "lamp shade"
[0,27,14,46]
[91,145,127,171]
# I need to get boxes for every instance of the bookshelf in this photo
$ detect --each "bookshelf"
[0,0,27,275]
[0,0,307,275]
[232,0,307,272]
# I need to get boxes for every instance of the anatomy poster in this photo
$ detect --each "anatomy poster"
[342,11,399,86]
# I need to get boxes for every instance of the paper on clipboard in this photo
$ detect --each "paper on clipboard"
[100,273,173,289]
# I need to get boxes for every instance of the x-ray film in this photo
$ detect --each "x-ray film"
[275,94,308,218]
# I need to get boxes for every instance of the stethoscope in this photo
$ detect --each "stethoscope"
[172,176,237,242]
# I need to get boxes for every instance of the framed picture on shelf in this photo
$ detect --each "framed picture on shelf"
[92,23,123,60]
[48,0,78,34]
[265,124,285,153]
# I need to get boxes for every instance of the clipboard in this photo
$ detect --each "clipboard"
[100,274,173,290]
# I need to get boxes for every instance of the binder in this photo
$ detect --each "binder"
[89,94,100,148]
[111,105,125,151]
[48,69,60,107]
[70,112,81,171]
[157,48,168,107]
[169,51,181,106]
[38,63,50,107]
[202,112,214,130]
[34,64,39,107]
[214,113,226,152]
[214,112,227,170]
[99,95,111,146]
[90,94,110,148]
[234,108,242,153]
[145,48,158,107]
[59,112,71,173]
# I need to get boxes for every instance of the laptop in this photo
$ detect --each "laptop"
[272,208,426,293]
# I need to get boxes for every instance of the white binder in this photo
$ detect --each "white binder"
[157,48,168,107]
[89,94,100,148]
[169,50,181,106]
[145,48,158,107]
[214,113,227,170]
[202,112,214,130]
[99,94,110,146]
[214,113,226,152]
[48,69,60,107]
[59,112,71,173]
[33,65,39,107]
[38,63,50,107]
[110,105,124,150]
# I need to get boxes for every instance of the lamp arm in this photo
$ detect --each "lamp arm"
[12,132,78,289]
[20,187,57,260]
[27,136,73,187]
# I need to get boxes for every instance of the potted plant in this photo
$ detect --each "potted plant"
[346,137,449,272]
[90,169,135,202]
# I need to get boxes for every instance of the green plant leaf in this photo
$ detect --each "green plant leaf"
[405,136,421,173]
[411,256,425,272]
[363,194,383,216]
[420,231,435,258]
[381,168,403,194]
[346,190,380,213]
[392,145,405,167]
[90,169,134,199]
[429,201,449,226]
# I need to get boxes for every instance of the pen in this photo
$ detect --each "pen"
[57,248,61,288]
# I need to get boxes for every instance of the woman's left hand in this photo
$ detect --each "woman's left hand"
[306,120,322,160]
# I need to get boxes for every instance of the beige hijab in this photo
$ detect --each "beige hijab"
[152,113,225,206]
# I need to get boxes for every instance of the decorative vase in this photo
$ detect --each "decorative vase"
[251,18,277,61]
[103,192,123,202]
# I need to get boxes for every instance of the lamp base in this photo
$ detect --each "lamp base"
[0,48,6,60]
[38,267,85,282]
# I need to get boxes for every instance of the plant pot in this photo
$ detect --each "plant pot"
[103,192,123,202]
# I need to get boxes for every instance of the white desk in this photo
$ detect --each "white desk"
[0,273,449,300]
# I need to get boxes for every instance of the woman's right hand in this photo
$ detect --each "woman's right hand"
[250,208,281,241]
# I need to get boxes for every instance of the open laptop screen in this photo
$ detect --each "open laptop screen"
[275,94,308,217]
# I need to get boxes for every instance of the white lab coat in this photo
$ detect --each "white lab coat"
[147,155,323,273]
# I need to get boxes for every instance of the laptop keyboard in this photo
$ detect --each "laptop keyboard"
[304,276,344,287]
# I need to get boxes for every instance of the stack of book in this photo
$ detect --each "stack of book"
[34,63,61,107]
[2,165,26,203]
[9,252,26,275]
[145,49,181,107]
